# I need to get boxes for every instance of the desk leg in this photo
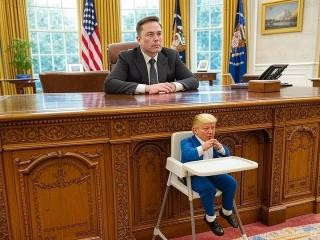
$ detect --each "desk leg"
[209,80,213,86]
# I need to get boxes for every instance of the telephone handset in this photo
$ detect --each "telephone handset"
[258,64,288,80]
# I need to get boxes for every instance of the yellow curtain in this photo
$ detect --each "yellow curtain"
[161,0,190,67]
[222,0,237,85]
[222,0,248,85]
[96,0,121,70]
[0,46,4,79]
[0,0,30,79]
[318,54,320,77]
[78,0,121,70]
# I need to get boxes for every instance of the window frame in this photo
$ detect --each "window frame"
[190,0,223,73]
[27,0,80,77]
[119,0,160,42]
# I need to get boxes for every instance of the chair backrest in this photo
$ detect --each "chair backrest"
[39,71,109,93]
[171,131,193,161]
[107,42,139,71]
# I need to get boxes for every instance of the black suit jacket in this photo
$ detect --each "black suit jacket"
[104,47,199,94]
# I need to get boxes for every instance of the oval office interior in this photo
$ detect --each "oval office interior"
[0,0,320,240]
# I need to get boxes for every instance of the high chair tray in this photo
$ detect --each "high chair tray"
[183,156,258,176]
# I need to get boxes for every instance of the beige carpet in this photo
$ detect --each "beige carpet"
[241,223,320,240]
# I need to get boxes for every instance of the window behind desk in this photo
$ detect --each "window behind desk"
[190,0,223,73]
[27,0,80,75]
[120,0,160,42]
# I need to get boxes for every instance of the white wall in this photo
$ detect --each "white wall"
[249,0,320,86]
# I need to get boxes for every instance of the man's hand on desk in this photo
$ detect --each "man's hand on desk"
[145,82,176,94]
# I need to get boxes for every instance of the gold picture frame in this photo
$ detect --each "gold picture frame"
[261,0,304,35]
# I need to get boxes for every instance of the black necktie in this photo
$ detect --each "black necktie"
[149,58,158,85]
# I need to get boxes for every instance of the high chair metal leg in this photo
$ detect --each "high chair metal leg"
[152,175,172,240]
[233,199,248,240]
[186,176,196,240]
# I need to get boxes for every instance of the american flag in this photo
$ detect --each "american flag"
[81,0,103,71]
[229,0,247,83]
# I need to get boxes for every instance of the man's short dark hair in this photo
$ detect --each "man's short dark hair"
[136,16,162,36]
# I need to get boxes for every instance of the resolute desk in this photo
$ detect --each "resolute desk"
[0,85,320,240]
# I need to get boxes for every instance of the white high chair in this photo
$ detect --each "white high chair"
[152,131,258,240]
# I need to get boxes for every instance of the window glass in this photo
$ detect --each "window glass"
[52,33,65,53]
[196,6,209,28]
[53,55,65,71]
[120,0,159,42]
[40,55,53,72]
[36,8,49,29]
[48,0,61,8]
[49,9,63,30]
[38,32,51,54]
[27,0,79,92]
[192,0,223,74]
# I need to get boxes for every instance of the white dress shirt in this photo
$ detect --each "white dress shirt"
[135,50,184,94]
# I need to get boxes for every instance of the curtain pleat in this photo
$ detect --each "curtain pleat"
[222,0,237,85]
[96,0,120,70]
[160,0,175,48]
[0,0,30,79]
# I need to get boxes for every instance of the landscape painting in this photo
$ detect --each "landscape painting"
[261,0,304,34]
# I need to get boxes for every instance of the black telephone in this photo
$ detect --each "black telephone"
[258,64,288,80]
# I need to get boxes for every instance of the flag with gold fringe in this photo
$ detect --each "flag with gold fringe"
[229,0,247,83]
[171,0,186,63]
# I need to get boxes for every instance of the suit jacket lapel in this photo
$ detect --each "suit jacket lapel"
[157,51,168,83]
[135,47,149,85]
[191,135,203,160]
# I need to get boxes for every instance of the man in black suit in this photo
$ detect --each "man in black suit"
[104,16,199,94]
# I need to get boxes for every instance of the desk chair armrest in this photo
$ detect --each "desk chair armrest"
[166,157,188,178]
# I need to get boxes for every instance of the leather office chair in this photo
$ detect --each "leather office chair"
[39,71,109,93]
[107,42,139,71]
[152,131,254,240]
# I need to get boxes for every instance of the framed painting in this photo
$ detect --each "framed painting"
[261,0,304,34]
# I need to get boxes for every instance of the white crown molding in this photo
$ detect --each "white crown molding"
[255,62,319,67]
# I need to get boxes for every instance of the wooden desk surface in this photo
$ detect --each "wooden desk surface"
[0,85,320,120]
[1,85,320,240]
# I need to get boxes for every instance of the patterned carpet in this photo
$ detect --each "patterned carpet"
[247,223,320,240]
[172,214,320,240]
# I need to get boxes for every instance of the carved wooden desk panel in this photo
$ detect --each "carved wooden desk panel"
[0,86,320,240]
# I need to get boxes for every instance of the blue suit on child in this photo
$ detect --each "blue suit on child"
[181,135,237,216]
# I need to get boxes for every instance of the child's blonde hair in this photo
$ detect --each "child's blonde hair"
[192,113,217,128]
